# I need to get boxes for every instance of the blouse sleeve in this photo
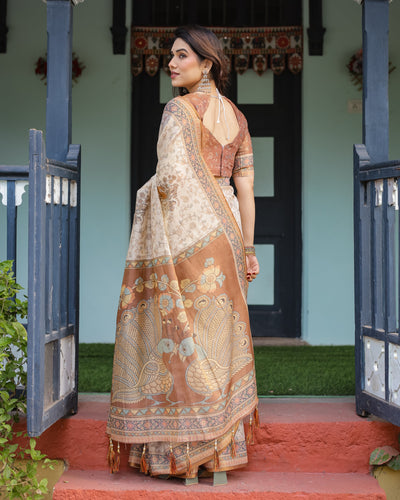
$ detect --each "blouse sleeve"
[232,128,254,178]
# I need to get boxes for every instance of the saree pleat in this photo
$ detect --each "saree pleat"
[107,96,258,476]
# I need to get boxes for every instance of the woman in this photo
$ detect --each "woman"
[107,25,259,485]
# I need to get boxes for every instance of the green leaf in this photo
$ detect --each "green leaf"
[7,444,18,454]
[39,477,48,488]
[370,446,400,465]
[387,454,400,470]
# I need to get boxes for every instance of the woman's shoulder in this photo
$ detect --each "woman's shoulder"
[163,93,206,120]
[223,96,248,125]
[163,95,191,114]
[163,95,183,113]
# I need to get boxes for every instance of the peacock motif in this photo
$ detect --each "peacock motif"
[112,262,253,406]
[112,298,173,403]
[183,294,252,397]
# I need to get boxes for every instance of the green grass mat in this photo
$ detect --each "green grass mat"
[254,345,355,396]
[78,343,355,396]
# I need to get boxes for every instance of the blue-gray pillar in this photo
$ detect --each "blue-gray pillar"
[362,0,389,163]
[46,0,73,161]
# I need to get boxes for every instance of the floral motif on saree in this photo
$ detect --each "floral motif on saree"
[107,95,258,475]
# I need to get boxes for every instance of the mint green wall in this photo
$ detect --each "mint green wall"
[0,0,131,343]
[0,1,46,297]
[302,0,400,344]
[302,0,361,344]
[72,1,131,343]
[1,0,400,344]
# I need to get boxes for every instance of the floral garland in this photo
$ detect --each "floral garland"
[347,49,363,90]
[347,49,395,91]
[35,52,86,84]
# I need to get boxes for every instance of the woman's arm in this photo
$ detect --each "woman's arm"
[234,174,260,282]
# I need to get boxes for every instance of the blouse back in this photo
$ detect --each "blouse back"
[181,93,254,179]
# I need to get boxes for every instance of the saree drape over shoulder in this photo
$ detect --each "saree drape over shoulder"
[107,94,258,477]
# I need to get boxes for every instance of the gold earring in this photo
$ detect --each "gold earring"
[197,69,211,94]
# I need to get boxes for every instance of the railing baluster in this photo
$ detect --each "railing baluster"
[1,166,29,286]
[6,180,17,274]
[47,176,54,337]
[371,181,377,331]
[398,181,400,334]
[53,176,62,402]
[385,179,397,333]
[373,180,385,331]
[53,176,61,334]
[68,181,78,327]
[360,181,372,329]
[60,178,69,329]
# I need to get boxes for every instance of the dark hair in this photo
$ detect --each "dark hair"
[173,25,229,95]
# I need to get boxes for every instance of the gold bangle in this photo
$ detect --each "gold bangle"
[244,246,255,255]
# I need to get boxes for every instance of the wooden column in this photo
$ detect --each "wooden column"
[46,0,73,162]
[0,0,8,53]
[362,0,389,163]
[307,0,325,55]
[111,0,127,54]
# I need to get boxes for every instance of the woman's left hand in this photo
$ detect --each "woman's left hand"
[246,254,259,282]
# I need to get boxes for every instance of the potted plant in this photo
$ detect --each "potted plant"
[369,435,400,499]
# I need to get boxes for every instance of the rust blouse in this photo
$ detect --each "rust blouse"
[182,92,254,179]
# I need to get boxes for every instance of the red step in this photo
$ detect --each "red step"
[13,396,398,497]
[15,396,399,474]
[52,469,385,499]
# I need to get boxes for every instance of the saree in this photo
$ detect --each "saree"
[106,95,258,477]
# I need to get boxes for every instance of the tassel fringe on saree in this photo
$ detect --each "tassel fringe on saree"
[106,95,258,477]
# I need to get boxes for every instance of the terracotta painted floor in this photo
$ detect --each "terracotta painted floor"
[53,469,386,499]
[12,396,399,498]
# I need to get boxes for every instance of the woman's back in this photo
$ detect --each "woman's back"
[202,95,240,146]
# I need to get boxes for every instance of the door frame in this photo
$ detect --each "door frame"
[130,0,302,338]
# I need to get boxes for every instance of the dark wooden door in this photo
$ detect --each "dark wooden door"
[131,0,302,338]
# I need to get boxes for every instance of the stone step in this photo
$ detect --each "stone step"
[21,395,398,475]
[52,469,386,499]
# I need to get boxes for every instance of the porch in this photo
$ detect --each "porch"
[2,0,400,497]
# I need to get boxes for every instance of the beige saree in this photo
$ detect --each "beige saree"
[106,96,258,477]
